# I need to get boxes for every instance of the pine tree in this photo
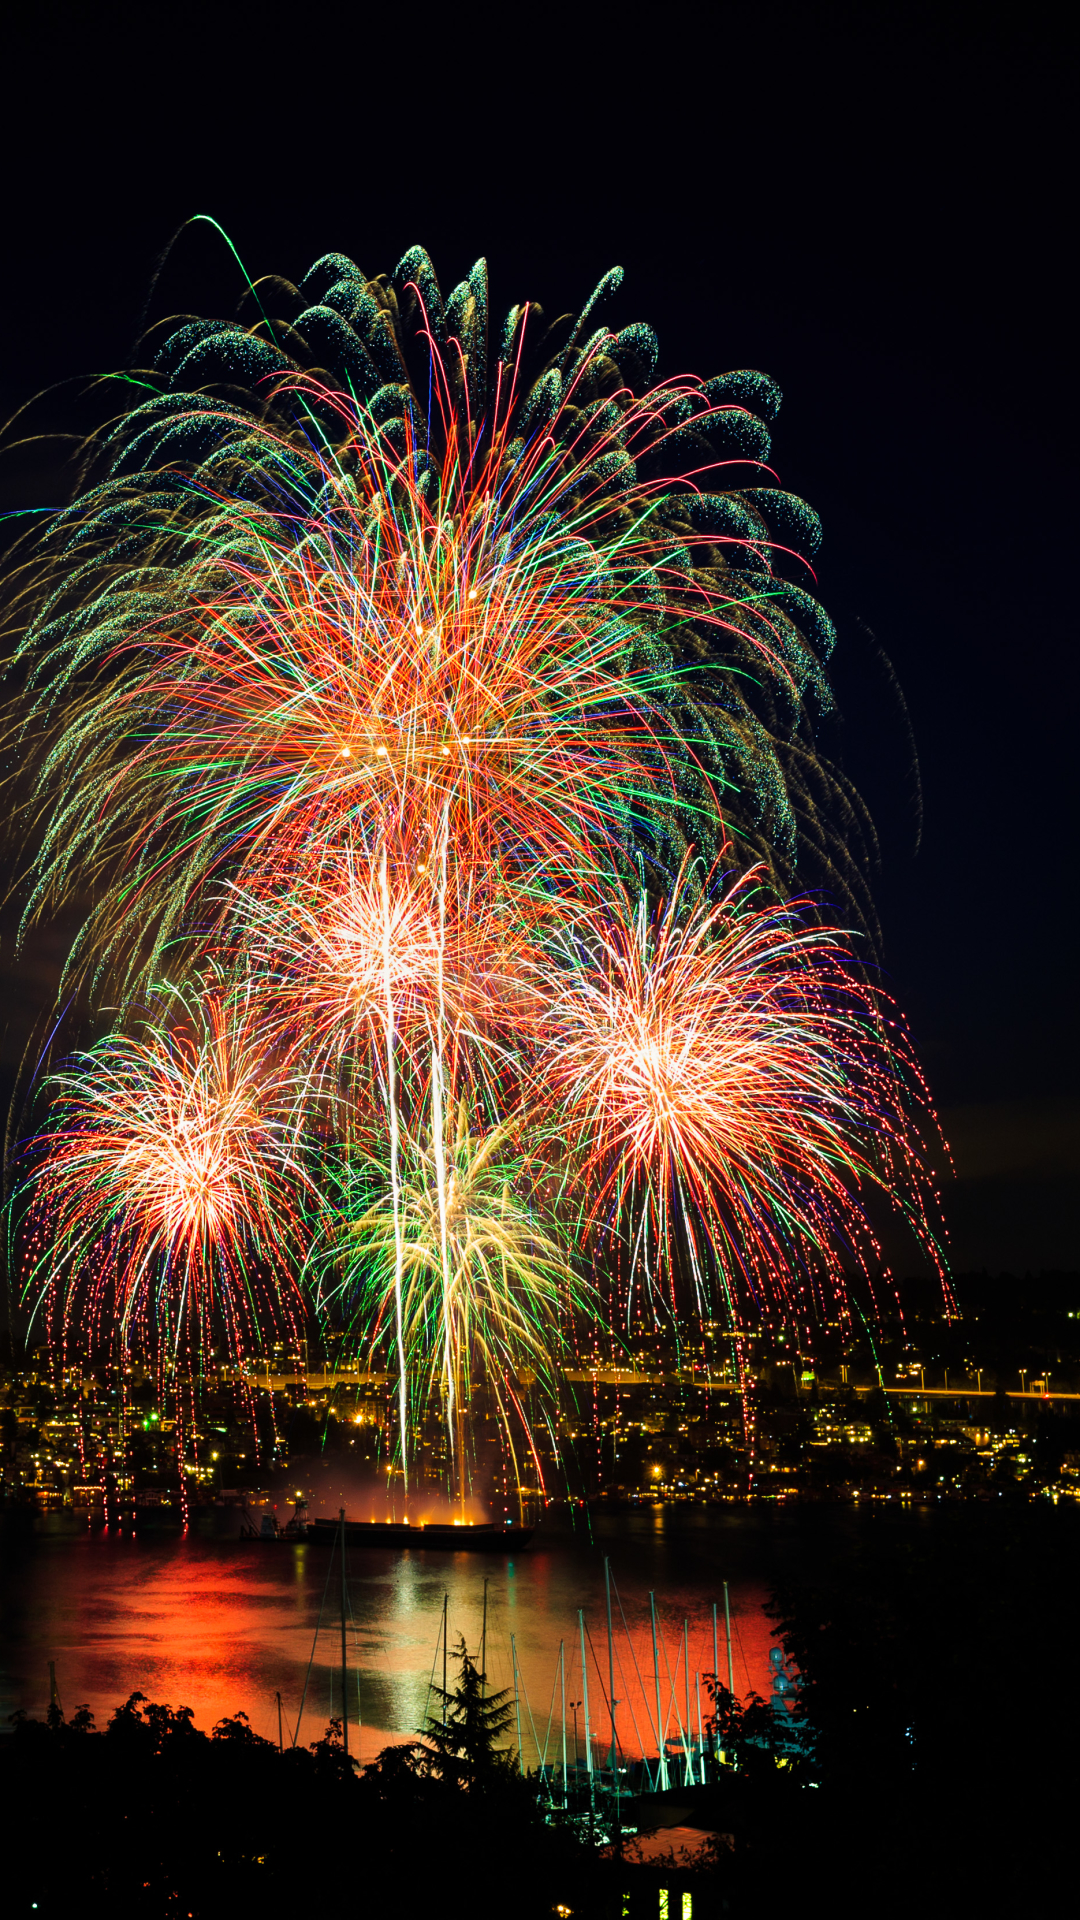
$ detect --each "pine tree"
[422,1636,517,1786]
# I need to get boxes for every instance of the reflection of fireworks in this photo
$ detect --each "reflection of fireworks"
[7,241,951,1497]
[545,861,948,1324]
[21,987,307,1371]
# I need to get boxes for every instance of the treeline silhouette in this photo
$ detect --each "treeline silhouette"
[3,1644,613,1920]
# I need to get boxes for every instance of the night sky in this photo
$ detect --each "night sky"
[0,8,1073,1272]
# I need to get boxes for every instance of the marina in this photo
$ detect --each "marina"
[282,1507,795,1792]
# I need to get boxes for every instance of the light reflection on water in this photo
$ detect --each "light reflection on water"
[0,1508,790,1763]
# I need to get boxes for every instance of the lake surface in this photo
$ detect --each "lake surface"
[0,1506,855,1764]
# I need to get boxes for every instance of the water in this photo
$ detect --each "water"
[0,1507,831,1765]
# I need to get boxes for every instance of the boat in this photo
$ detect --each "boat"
[237,1496,534,1550]
[238,1498,313,1542]
[307,1515,534,1552]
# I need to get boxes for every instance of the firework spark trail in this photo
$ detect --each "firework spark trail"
[380,844,409,1485]
[430,802,457,1497]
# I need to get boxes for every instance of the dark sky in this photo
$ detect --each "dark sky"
[0,6,1074,1271]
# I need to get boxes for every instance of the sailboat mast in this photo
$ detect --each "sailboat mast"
[480,1576,489,1700]
[559,1639,568,1811]
[712,1600,720,1759]
[649,1591,668,1791]
[723,1579,734,1695]
[511,1633,523,1772]
[683,1620,692,1785]
[604,1557,618,1795]
[578,1609,594,1788]
[339,1508,349,1761]
[442,1590,449,1723]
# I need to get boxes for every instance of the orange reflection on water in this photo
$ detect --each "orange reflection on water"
[0,1512,776,1768]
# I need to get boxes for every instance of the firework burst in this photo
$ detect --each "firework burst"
[19,985,309,1374]
[226,821,544,1112]
[321,1096,584,1509]
[8,246,854,995]
[543,859,948,1328]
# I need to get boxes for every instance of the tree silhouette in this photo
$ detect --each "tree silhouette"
[422,1636,517,1785]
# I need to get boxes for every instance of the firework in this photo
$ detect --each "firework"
[19,984,309,1376]
[225,821,544,1112]
[8,248,853,996]
[320,1095,584,1510]
[4,239,950,1502]
[542,860,948,1328]
[223,818,552,1485]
